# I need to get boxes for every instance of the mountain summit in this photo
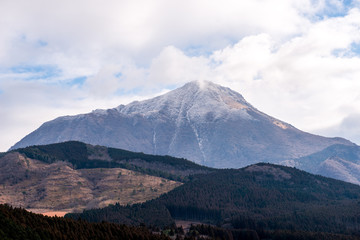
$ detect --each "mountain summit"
[11,81,352,168]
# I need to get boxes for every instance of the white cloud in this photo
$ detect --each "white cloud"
[84,65,122,98]
[148,46,210,85]
[315,113,360,144]
[0,0,316,67]
[1,0,360,151]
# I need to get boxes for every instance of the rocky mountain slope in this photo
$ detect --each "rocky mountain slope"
[283,144,360,185]
[11,81,354,170]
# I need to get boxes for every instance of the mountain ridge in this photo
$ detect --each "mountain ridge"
[11,81,354,170]
[287,144,360,184]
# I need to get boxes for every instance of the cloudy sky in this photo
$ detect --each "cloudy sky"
[1,0,360,151]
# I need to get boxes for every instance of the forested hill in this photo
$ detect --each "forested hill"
[13,141,212,181]
[67,163,360,237]
[0,204,169,240]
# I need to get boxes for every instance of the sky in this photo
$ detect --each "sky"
[1,0,360,151]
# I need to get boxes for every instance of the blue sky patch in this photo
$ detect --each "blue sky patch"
[37,40,48,47]
[350,42,360,55]
[114,72,123,78]
[313,0,354,19]
[332,42,360,57]
[332,48,346,57]
[10,65,61,80]
[164,83,180,91]
[68,76,86,86]
[115,87,143,96]
[184,45,214,57]
[17,33,48,48]
[183,38,238,57]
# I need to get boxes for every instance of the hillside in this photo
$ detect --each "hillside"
[0,141,220,213]
[67,163,360,237]
[0,152,181,213]
[15,141,212,181]
[0,204,169,240]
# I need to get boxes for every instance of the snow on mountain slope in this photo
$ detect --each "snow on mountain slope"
[11,81,354,169]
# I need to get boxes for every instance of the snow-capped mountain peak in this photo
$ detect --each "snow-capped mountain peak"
[118,81,253,122]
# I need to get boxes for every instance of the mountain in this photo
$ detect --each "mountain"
[284,144,360,185]
[0,141,212,213]
[11,81,353,169]
[67,163,360,237]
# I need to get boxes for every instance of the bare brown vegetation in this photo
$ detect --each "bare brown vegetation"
[0,152,181,213]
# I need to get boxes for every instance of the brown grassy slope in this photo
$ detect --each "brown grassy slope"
[0,152,181,213]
